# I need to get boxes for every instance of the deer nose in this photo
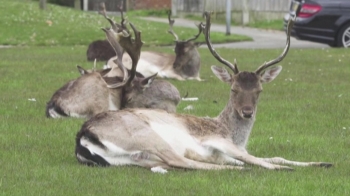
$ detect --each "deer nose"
[242,106,253,118]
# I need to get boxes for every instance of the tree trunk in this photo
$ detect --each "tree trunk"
[39,0,46,10]
[74,0,81,10]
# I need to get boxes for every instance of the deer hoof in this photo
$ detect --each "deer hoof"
[278,166,294,172]
[320,162,333,168]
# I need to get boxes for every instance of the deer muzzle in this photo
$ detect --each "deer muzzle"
[241,106,254,119]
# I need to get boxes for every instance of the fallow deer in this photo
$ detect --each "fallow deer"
[46,23,180,119]
[94,6,202,81]
[86,2,126,62]
[74,13,332,172]
[108,11,203,81]
[88,3,202,81]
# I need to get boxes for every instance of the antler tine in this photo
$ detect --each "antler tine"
[255,15,295,74]
[101,27,128,87]
[98,2,119,32]
[183,22,203,43]
[202,11,239,74]
[118,23,143,86]
[116,1,130,34]
[167,10,179,41]
[93,58,97,71]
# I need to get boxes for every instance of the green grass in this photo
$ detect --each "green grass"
[1,45,349,195]
[127,9,170,17]
[0,0,251,47]
[247,19,284,31]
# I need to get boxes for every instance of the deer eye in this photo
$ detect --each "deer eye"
[127,97,133,102]
[231,89,238,93]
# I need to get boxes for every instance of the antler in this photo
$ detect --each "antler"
[102,23,143,88]
[167,10,179,41]
[118,23,143,86]
[102,27,128,87]
[98,3,118,32]
[115,1,130,34]
[183,22,203,43]
[255,15,295,74]
[99,2,129,33]
[202,12,239,74]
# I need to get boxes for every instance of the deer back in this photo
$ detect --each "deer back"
[46,72,123,118]
[86,40,116,62]
[46,66,181,118]
[121,78,181,113]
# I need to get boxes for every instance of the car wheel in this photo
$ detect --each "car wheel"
[337,23,350,48]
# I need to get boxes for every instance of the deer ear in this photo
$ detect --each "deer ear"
[211,65,232,83]
[140,73,157,88]
[260,66,282,83]
[77,65,88,75]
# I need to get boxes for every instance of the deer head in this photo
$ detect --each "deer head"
[167,11,202,78]
[202,11,293,120]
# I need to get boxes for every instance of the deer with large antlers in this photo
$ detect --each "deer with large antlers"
[103,10,203,81]
[86,2,128,62]
[46,22,180,119]
[75,12,332,172]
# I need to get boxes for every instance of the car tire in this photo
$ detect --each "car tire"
[337,22,350,48]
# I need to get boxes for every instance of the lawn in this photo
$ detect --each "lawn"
[1,45,349,195]
[0,0,251,47]
[0,0,349,195]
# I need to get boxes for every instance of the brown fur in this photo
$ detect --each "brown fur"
[179,114,230,138]
[86,40,115,61]
[46,67,180,118]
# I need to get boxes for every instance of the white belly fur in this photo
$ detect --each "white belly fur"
[135,59,161,77]
[150,121,212,158]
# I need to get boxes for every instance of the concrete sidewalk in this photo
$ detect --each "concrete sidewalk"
[141,17,329,49]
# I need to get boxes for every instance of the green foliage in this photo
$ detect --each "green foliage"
[0,0,251,47]
[1,46,349,195]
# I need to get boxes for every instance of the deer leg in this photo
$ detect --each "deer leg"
[125,147,244,171]
[152,149,245,170]
[158,70,185,81]
[201,138,294,171]
[184,148,245,166]
[186,76,203,81]
[257,157,333,168]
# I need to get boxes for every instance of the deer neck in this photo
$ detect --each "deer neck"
[216,102,256,151]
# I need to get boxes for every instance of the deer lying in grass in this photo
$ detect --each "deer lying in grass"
[46,23,180,119]
[92,5,202,81]
[108,11,202,81]
[75,13,332,172]
[86,2,126,62]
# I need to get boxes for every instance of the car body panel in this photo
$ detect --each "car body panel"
[284,0,350,47]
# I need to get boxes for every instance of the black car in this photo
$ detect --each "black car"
[284,0,350,48]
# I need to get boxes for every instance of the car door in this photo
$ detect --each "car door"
[339,0,350,11]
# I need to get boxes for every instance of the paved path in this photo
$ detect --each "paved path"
[141,17,329,49]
